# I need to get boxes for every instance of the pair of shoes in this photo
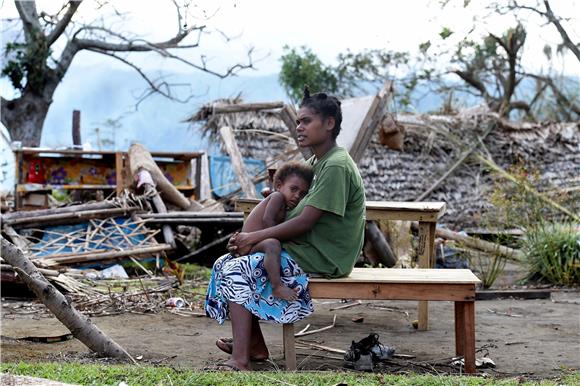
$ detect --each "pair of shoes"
[343,333,396,371]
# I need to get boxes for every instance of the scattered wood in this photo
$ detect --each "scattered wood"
[294,314,337,337]
[1,236,136,362]
[3,207,139,228]
[329,300,362,311]
[134,169,175,248]
[219,126,259,199]
[487,308,523,317]
[176,232,236,262]
[1,201,119,221]
[128,143,193,210]
[433,226,523,261]
[295,340,346,354]
[415,120,496,201]
[43,244,173,266]
[476,289,551,300]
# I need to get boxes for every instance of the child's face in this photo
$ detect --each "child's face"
[276,175,310,209]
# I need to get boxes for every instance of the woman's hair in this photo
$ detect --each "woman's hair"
[273,161,314,187]
[299,85,343,139]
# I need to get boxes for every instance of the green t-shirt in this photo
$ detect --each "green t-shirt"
[282,146,366,278]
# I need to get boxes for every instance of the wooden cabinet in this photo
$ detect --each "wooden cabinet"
[14,148,204,210]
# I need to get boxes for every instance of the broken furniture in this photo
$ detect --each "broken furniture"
[236,198,447,332]
[13,148,205,210]
[283,268,481,373]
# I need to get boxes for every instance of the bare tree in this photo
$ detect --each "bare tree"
[504,0,580,63]
[1,0,256,146]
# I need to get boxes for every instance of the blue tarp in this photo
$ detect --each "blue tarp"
[209,155,266,197]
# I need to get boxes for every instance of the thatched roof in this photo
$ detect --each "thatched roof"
[189,99,579,229]
[186,98,299,164]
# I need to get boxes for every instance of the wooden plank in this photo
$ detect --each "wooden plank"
[7,207,139,227]
[283,323,297,371]
[366,209,440,222]
[139,212,243,219]
[115,152,124,196]
[309,282,476,302]
[45,244,174,265]
[198,153,211,201]
[309,268,480,284]
[349,81,394,164]
[417,221,436,330]
[463,302,476,374]
[476,288,551,300]
[338,94,378,161]
[219,126,258,199]
[454,302,465,357]
[237,198,446,219]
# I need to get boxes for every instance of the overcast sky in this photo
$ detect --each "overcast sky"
[1,0,579,79]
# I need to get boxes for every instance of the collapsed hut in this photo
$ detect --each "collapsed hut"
[187,99,580,230]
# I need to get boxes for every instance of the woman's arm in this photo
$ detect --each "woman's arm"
[229,205,323,254]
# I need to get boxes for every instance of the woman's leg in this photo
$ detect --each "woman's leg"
[227,301,253,370]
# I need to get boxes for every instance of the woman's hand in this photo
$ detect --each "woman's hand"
[227,231,255,256]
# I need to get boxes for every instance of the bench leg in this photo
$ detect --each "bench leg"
[463,301,476,374]
[417,221,436,331]
[454,302,465,357]
[455,301,476,373]
[283,323,296,371]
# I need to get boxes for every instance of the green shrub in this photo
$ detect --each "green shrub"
[523,223,579,286]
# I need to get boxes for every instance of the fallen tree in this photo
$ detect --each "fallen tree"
[0,236,136,362]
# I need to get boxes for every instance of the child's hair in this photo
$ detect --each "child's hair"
[273,161,314,188]
[300,85,343,139]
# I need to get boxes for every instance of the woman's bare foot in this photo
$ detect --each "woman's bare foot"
[216,338,269,361]
[272,285,299,301]
[220,358,250,371]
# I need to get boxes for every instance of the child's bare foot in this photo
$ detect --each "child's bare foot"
[272,285,299,301]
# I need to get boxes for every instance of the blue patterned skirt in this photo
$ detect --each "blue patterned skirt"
[205,250,313,324]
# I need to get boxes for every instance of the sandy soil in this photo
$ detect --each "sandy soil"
[1,289,579,378]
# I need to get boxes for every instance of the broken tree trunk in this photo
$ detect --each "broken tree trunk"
[128,143,192,210]
[434,227,523,261]
[135,169,176,248]
[219,126,258,199]
[365,222,397,267]
[0,236,135,362]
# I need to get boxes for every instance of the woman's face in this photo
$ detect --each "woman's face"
[296,106,335,148]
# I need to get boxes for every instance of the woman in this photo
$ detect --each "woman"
[205,87,366,371]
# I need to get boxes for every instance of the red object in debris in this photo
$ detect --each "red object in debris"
[27,160,46,183]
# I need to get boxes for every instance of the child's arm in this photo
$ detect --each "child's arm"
[262,192,285,228]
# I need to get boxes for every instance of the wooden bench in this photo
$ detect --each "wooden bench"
[236,198,447,330]
[282,268,481,373]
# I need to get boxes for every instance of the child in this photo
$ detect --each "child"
[237,161,313,300]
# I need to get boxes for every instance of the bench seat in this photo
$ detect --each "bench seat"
[282,268,480,373]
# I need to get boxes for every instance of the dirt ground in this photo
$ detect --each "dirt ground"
[1,288,579,378]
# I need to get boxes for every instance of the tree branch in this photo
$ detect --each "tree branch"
[542,0,580,62]
[46,0,82,46]
[74,25,205,52]
[15,1,43,43]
